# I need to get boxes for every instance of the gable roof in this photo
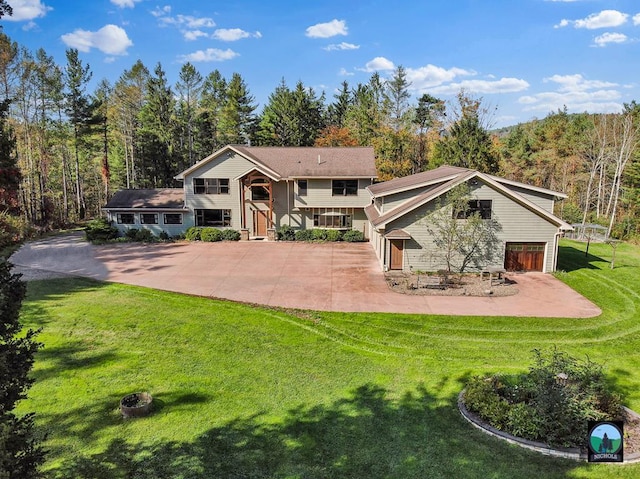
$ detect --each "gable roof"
[104,189,186,210]
[367,165,567,200]
[175,145,377,180]
[366,169,572,231]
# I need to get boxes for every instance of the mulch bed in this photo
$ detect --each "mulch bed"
[385,272,518,297]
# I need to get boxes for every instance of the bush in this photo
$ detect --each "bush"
[158,231,170,241]
[326,229,343,242]
[221,229,241,241]
[342,230,364,242]
[185,226,203,241]
[295,229,314,242]
[463,348,623,448]
[200,227,222,242]
[84,217,119,243]
[312,229,328,241]
[277,225,296,241]
[134,228,154,242]
[125,228,139,240]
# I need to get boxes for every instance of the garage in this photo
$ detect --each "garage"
[504,242,545,272]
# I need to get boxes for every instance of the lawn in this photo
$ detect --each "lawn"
[17,239,640,478]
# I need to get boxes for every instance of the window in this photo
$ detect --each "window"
[298,179,307,196]
[195,209,231,227]
[140,213,158,224]
[332,179,358,196]
[456,200,492,219]
[116,213,135,224]
[163,213,183,225]
[313,214,352,229]
[193,178,230,194]
[251,185,270,200]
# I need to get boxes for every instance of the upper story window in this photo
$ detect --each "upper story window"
[194,178,229,195]
[456,200,492,219]
[297,179,307,197]
[332,179,358,196]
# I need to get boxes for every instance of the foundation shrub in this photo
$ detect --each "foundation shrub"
[221,229,241,241]
[326,229,343,242]
[124,228,139,240]
[185,227,203,241]
[200,227,223,242]
[294,229,314,242]
[342,230,364,242]
[312,229,328,241]
[134,228,154,242]
[84,218,119,242]
[276,225,296,241]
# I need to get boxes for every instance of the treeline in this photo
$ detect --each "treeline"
[1,31,639,245]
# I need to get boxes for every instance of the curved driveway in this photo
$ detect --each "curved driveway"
[10,232,601,318]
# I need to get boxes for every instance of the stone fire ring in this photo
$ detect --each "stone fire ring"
[120,392,153,418]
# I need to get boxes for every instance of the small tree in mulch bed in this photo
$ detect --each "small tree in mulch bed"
[463,348,623,448]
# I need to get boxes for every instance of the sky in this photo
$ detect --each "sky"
[2,0,640,128]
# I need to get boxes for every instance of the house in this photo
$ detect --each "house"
[104,145,377,238]
[364,165,572,273]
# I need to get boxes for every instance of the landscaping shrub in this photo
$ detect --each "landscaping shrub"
[277,225,296,241]
[326,229,343,242]
[342,230,364,242]
[158,231,170,241]
[134,228,154,242]
[221,229,241,241]
[200,227,223,242]
[463,348,623,448]
[124,228,139,240]
[312,228,328,241]
[295,229,314,242]
[84,217,118,242]
[185,226,203,241]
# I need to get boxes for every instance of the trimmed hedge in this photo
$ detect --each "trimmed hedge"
[221,229,241,241]
[84,218,119,242]
[186,227,241,242]
[201,227,223,242]
[185,227,203,241]
[342,230,364,242]
[276,225,296,241]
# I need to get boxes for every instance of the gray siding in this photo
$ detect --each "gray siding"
[386,182,559,272]
[380,185,438,213]
[294,179,372,208]
[502,184,555,212]
[107,211,191,238]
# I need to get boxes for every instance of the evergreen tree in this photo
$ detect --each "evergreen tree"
[0,97,18,213]
[197,70,227,155]
[0,244,43,477]
[175,62,203,168]
[327,80,351,127]
[217,73,257,145]
[384,65,412,131]
[413,93,445,174]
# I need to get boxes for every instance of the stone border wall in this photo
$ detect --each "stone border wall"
[458,391,640,464]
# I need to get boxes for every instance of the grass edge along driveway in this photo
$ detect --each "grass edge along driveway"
[18,239,640,479]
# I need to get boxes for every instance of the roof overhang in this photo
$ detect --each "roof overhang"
[102,207,189,212]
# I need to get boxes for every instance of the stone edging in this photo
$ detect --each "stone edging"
[458,390,640,464]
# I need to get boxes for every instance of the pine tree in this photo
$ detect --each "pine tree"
[0,261,44,478]
[217,73,257,145]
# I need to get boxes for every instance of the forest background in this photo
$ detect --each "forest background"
[1,30,639,246]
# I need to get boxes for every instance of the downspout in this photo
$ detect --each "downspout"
[287,180,291,226]
[553,231,562,272]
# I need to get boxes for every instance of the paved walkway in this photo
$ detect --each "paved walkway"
[10,232,601,318]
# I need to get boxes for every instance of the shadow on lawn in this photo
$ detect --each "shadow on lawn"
[46,384,582,479]
[557,244,608,272]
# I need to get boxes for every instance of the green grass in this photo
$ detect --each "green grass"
[17,239,640,478]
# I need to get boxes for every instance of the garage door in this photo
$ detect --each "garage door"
[504,243,545,272]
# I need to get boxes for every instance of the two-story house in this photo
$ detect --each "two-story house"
[104,145,377,238]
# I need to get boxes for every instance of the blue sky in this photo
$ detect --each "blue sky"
[2,0,640,128]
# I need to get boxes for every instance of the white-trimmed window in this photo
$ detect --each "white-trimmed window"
[140,213,158,224]
[116,213,135,224]
[313,214,352,229]
[195,209,231,227]
[298,179,308,196]
[194,178,230,194]
[456,200,492,219]
[332,179,358,196]
[163,213,183,225]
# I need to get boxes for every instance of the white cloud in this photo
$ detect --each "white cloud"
[305,19,347,38]
[633,13,640,25]
[110,0,141,8]
[151,6,171,17]
[405,64,474,89]
[184,30,209,41]
[212,28,261,41]
[179,48,239,63]
[593,32,628,47]
[519,73,622,113]
[428,77,530,95]
[4,0,52,21]
[61,24,133,55]
[557,10,628,29]
[339,67,354,76]
[324,42,359,51]
[160,14,216,29]
[359,56,395,72]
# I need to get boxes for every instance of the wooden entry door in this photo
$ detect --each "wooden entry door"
[390,240,404,270]
[504,243,545,271]
[253,209,268,237]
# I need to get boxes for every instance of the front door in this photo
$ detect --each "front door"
[253,209,268,237]
[390,240,404,270]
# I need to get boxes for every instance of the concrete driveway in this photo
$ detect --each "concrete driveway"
[10,232,601,318]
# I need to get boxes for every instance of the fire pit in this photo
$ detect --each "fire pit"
[120,392,153,418]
